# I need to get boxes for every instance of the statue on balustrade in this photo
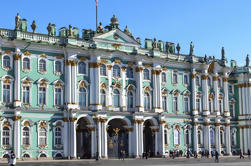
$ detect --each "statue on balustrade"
[97,22,104,33]
[15,13,21,30]
[176,43,180,54]
[221,46,225,60]
[152,38,158,49]
[47,23,53,36]
[189,41,194,56]
[246,54,250,67]
[31,20,37,33]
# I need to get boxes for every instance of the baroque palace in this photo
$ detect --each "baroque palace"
[0,13,250,160]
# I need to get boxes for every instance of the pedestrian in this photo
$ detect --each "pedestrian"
[8,151,16,166]
[240,150,244,159]
[186,150,190,158]
[194,151,197,158]
[248,149,250,160]
[211,151,214,158]
[145,151,148,160]
[215,151,219,163]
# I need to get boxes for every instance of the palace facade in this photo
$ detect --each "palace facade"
[0,14,250,160]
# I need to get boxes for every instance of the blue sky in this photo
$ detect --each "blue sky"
[0,0,250,66]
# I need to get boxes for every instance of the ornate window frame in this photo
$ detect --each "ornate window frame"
[184,125,191,146]
[37,58,47,74]
[162,88,169,112]
[164,125,170,146]
[229,99,235,117]
[52,120,64,148]
[183,73,189,86]
[113,88,121,109]
[197,127,203,146]
[144,86,152,111]
[2,54,13,71]
[231,128,237,147]
[126,66,134,79]
[77,61,87,75]
[126,84,136,111]
[0,119,14,149]
[78,80,88,108]
[182,90,191,113]
[53,80,64,107]
[161,72,167,83]
[171,89,180,113]
[21,119,34,149]
[172,70,178,84]
[195,75,201,86]
[196,92,202,113]
[37,120,49,148]
[112,64,121,78]
[173,124,181,146]
[209,127,215,147]
[100,82,107,107]
[37,78,49,106]
[21,77,33,106]
[54,60,63,75]
[100,64,107,76]
[1,75,14,104]
[143,68,150,80]
[22,56,31,72]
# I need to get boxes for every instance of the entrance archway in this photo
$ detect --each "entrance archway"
[107,119,129,158]
[143,120,155,157]
[76,117,92,159]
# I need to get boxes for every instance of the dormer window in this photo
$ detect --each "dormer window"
[113,65,121,77]
[39,59,46,72]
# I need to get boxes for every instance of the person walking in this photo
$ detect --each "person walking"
[8,151,16,166]
[240,150,245,159]
[248,149,250,160]
[215,151,219,163]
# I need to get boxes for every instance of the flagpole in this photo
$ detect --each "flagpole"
[96,3,98,30]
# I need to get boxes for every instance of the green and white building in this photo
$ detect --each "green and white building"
[0,14,250,159]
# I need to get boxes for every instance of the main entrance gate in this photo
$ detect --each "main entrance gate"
[76,117,92,159]
[107,119,129,158]
[143,120,155,157]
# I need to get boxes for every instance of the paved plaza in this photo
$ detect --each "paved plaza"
[1,157,251,166]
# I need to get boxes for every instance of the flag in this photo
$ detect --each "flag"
[95,0,98,6]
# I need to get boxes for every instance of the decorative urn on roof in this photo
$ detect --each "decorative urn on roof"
[110,14,119,29]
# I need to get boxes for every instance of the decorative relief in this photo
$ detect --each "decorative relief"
[101,59,107,64]
[65,60,71,66]
[3,121,11,127]
[56,55,63,59]
[144,64,151,68]
[100,82,106,89]
[144,87,150,92]
[71,61,78,66]
[223,77,228,82]
[79,57,86,61]
[128,61,134,66]
[107,65,112,70]
[89,62,100,68]
[13,54,21,60]
[79,81,86,88]
[201,75,208,80]
[4,50,12,54]
[114,59,121,64]
[203,122,210,126]
[24,51,31,56]
[40,53,46,58]
[162,67,168,71]
[135,66,143,72]
[13,115,22,121]
[121,66,126,71]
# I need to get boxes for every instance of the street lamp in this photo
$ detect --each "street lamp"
[92,115,99,161]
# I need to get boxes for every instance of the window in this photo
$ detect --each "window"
[2,127,10,146]
[113,65,120,77]
[22,86,30,104]
[144,92,150,110]
[228,85,233,94]
[23,58,30,70]
[100,64,106,76]
[198,130,202,145]
[55,61,61,73]
[38,87,46,105]
[162,96,167,111]
[79,87,87,106]
[55,127,62,145]
[173,96,178,112]
[39,127,47,146]
[164,130,168,145]
[162,73,166,82]
[184,97,189,113]
[219,99,223,113]
[127,91,133,109]
[208,77,211,87]
[173,73,178,84]
[196,76,200,86]
[126,67,133,78]
[78,62,86,74]
[3,56,10,68]
[143,69,150,80]
[39,59,46,72]
[230,103,235,117]
[220,130,224,145]
[174,129,180,145]
[22,127,30,146]
[184,75,188,85]
[100,89,106,107]
[55,88,62,106]
[210,129,214,145]
[185,130,189,145]
[113,89,120,107]
[196,98,201,112]
[3,84,10,103]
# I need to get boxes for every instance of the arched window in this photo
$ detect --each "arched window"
[23,58,30,70]
[196,76,200,86]
[3,84,10,103]
[230,102,235,117]
[127,91,133,109]
[184,97,189,113]
[144,92,150,109]
[185,130,189,145]
[113,65,120,77]
[55,88,62,106]
[40,153,47,158]
[78,62,86,74]
[143,69,150,80]
[126,66,133,78]
[174,129,180,145]
[220,130,224,145]
[38,87,46,105]
[55,61,61,73]
[22,127,30,146]
[39,59,46,72]
[173,96,178,112]
[162,95,167,111]
[162,72,166,82]
[22,86,30,104]
[100,64,106,76]
[55,127,62,145]
[173,73,178,84]
[210,129,214,145]
[100,89,106,107]
[3,56,10,68]
[39,127,47,146]
[2,126,10,146]
[79,87,87,106]
[113,89,120,107]
[198,130,202,145]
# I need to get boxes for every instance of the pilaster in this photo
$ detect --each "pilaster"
[71,60,78,109]
[191,69,198,115]
[203,118,210,152]
[202,65,209,116]
[107,65,113,111]
[193,120,198,153]
[223,69,230,117]
[121,66,127,111]
[215,118,221,154]
[159,119,165,156]
[63,113,69,158]
[65,59,72,108]
[13,112,21,158]
[213,72,220,116]
[135,62,144,112]
[225,118,231,155]
[13,53,21,107]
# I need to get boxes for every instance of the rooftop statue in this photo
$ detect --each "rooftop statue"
[47,23,53,36]
[152,38,158,49]
[31,20,37,33]
[165,42,170,53]
[204,54,209,63]
[110,14,119,29]
[97,22,104,33]
[68,24,73,37]
[189,41,194,56]
[221,46,225,60]
[246,54,250,67]
[15,13,21,30]
[124,25,132,37]
[176,43,180,54]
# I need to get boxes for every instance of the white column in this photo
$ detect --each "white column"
[91,128,96,158]
[107,65,113,110]
[133,121,139,157]
[225,119,231,155]
[157,70,162,112]
[242,87,246,115]
[71,61,77,105]
[193,123,198,153]
[159,122,165,156]
[203,119,210,152]
[102,120,108,158]
[152,70,158,111]
[121,67,127,111]
[215,123,221,154]
[138,121,144,156]
[135,65,144,112]
[213,73,220,115]
[63,115,69,158]
[70,119,77,158]
[238,84,243,115]
[202,67,209,116]
[244,128,248,153]
[192,69,198,115]
[155,130,158,156]
[13,115,21,158]
[65,60,72,106]
[13,54,21,107]
[223,72,230,117]
[90,61,101,111]
[128,129,132,157]
[240,128,243,152]
[97,120,102,158]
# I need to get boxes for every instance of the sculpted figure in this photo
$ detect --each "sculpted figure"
[166,42,170,53]
[15,13,21,30]
[68,24,72,37]
[221,47,225,60]
[97,22,104,33]
[47,23,52,36]
[246,54,250,67]
[189,41,194,56]
[152,38,158,49]
[176,43,181,54]
[31,20,37,33]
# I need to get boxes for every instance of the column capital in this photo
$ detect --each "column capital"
[135,66,143,72]
[13,115,22,121]
[13,54,21,60]
[89,62,101,68]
